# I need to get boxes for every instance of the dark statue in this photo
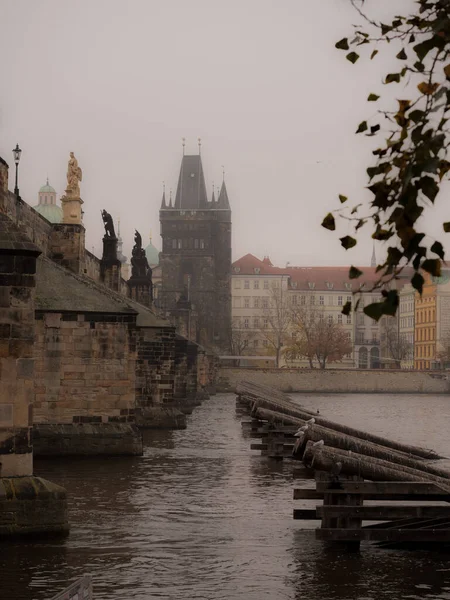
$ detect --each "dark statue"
[101,209,116,238]
[131,229,152,281]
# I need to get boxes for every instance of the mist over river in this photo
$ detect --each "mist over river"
[2,392,450,600]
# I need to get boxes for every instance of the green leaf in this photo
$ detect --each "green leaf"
[385,73,401,84]
[409,110,425,123]
[356,120,368,133]
[370,49,378,60]
[413,38,436,61]
[341,301,351,316]
[396,48,407,60]
[411,272,425,294]
[370,124,380,134]
[422,258,441,277]
[349,266,363,280]
[431,241,445,259]
[420,176,439,202]
[367,93,380,101]
[363,302,385,321]
[340,236,357,250]
[443,222,450,232]
[321,213,335,231]
[346,52,360,64]
[414,61,425,72]
[335,38,349,50]
[339,194,348,203]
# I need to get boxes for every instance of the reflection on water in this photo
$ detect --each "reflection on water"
[1,393,450,600]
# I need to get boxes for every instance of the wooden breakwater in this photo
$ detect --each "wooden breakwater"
[236,380,450,550]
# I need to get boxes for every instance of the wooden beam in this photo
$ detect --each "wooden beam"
[292,509,318,520]
[316,528,450,542]
[317,505,450,520]
[293,489,323,500]
[315,481,450,496]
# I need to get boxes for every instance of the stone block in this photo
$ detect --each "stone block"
[0,476,69,538]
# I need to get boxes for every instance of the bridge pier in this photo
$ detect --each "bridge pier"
[0,212,68,536]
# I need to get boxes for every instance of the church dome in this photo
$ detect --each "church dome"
[39,182,56,194]
[145,238,159,266]
[34,203,63,223]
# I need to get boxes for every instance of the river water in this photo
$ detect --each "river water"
[2,392,450,600]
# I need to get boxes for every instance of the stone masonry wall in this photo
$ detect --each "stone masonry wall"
[135,326,175,411]
[219,367,450,394]
[49,224,86,275]
[33,312,137,424]
[3,191,53,255]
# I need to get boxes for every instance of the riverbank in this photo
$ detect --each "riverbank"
[219,367,450,394]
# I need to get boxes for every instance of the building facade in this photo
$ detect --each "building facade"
[231,254,386,368]
[159,153,232,351]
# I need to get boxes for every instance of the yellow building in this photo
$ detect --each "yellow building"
[414,274,436,370]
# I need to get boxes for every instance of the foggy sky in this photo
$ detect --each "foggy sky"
[1,0,447,267]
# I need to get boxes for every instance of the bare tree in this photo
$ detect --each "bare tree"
[230,318,255,366]
[259,283,291,367]
[285,305,352,369]
[381,316,413,367]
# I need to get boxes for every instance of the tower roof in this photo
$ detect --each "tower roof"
[39,178,56,194]
[174,155,208,209]
[217,180,230,210]
[145,236,159,266]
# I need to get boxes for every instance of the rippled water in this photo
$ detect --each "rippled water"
[2,392,450,600]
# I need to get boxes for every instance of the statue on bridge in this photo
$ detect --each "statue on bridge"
[101,209,116,238]
[66,152,82,197]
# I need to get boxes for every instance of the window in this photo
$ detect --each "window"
[253,339,259,348]
[347,314,351,324]
[319,296,324,305]
[254,280,259,289]
[347,296,352,304]
[234,279,241,289]
[338,296,343,306]
[263,318,268,328]
[172,239,177,249]
[254,298,260,308]
[301,296,306,305]
[200,239,205,249]
[244,318,249,329]
[177,239,182,249]
[328,315,333,324]
[263,280,269,289]
[338,314,342,324]
[262,299,269,309]
[244,298,250,308]
[308,282,315,289]
[262,339,268,347]
[244,280,250,289]
[254,318,259,328]
[310,296,315,305]
[194,239,199,249]
[292,295,298,305]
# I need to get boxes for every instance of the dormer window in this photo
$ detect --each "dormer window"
[234,267,241,273]
[326,282,333,290]
[345,282,352,290]
[308,282,315,290]
[291,282,297,289]
[254,268,261,274]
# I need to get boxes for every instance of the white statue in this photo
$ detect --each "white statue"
[66,152,82,197]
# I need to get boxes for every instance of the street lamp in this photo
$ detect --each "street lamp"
[12,143,22,197]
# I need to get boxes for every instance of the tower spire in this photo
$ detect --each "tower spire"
[198,137,202,156]
[161,181,166,208]
[371,243,376,267]
[211,181,215,204]
[169,188,173,208]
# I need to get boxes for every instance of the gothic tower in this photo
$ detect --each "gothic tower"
[159,151,232,351]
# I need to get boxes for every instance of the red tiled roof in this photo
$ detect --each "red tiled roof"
[232,254,410,292]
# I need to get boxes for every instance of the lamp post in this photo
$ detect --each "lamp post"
[12,143,22,197]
